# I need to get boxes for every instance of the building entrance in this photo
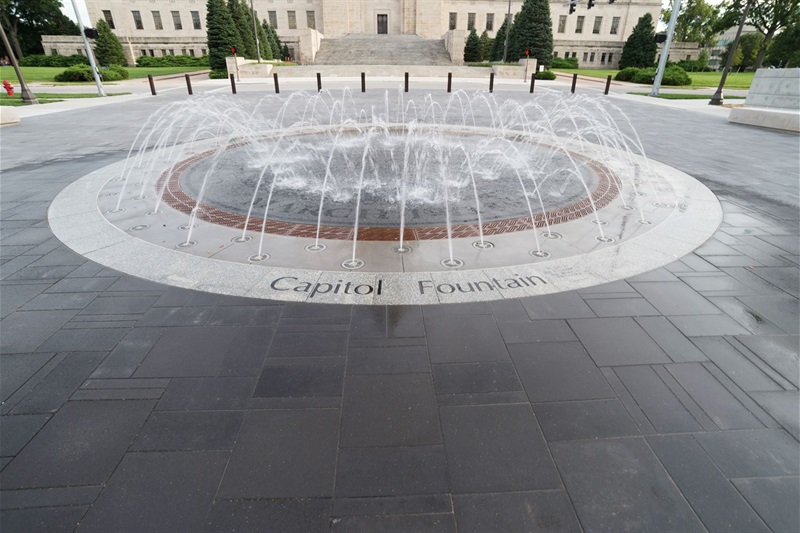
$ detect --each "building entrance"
[377,14,388,34]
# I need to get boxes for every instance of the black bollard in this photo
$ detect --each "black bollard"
[571,73,577,94]
[604,74,612,95]
[404,72,409,92]
[147,74,156,96]
[317,72,322,92]
[229,73,237,94]
[447,72,452,93]
[273,72,280,94]
[489,72,494,93]
[185,74,193,95]
[361,72,366,93]
[530,73,536,94]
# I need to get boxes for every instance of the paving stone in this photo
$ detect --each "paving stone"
[453,491,582,533]
[634,316,707,362]
[0,310,78,353]
[217,409,339,498]
[0,353,56,403]
[568,317,670,366]
[749,391,800,440]
[5,265,80,281]
[551,437,705,532]
[679,275,760,296]
[706,296,787,335]
[12,352,106,414]
[90,327,164,379]
[732,477,800,533]
[204,499,331,533]
[207,305,282,326]
[130,410,245,451]
[332,494,451,517]
[0,283,53,317]
[0,486,101,510]
[20,292,99,311]
[386,305,425,337]
[0,414,51,457]
[0,400,154,488]
[497,319,577,343]
[267,331,348,358]
[136,306,214,327]
[614,366,702,433]
[425,315,509,363]
[432,362,521,395]
[334,446,448,498]
[668,314,751,337]
[35,328,128,353]
[282,301,350,318]
[350,306,385,338]
[0,506,88,533]
[584,297,660,317]
[156,377,256,410]
[632,281,722,315]
[253,362,344,397]
[737,295,800,334]
[692,337,782,392]
[695,429,800,478]
[534,399,640,441]
[346,346,430,374]
[509,342,614,402]
[77,451,228,533]
[44,277,117,293]
[440,404,559,493]
[647,434,770,532]
[735,334,799,388]
[329,513,457,533]
[340,374,440,447]
[519,292,595,319]
[79,295,159,316]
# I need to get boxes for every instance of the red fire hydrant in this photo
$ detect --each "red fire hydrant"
[2,80,13,96]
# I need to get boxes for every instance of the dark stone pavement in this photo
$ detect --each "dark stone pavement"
[1,88,798,532]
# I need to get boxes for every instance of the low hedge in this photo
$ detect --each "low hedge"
[535,69,557,80]
[616,65,691,86]
[551,56,579,69]
[136,55,209,67]
[19,54,90,67]
[54,64,129,82]
[209,69,229,79]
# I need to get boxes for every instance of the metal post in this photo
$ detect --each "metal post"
[571,73,577,93]
[447,72,452,93]
[147,74,157,96]
[250,0,261,63]
[317,72,322,92]
[604,75,612,95]
[273,72,280,93]
[404,72,409,92]
[710,0,753,105]
[501,0,512,63]
[69,0,105,97]
[530,73,536,93]
[229,73,237,94]
[361,72,366,93]
[185,74,193,95]
[489,72,495,93]
[0,24,37,104]
[650,0,681,97]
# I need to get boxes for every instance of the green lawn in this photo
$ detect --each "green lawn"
[552,69,755,89]
[629,92,746,100]
[0,92,130,106]
[0,66,206,84]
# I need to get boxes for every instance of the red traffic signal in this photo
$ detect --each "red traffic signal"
[231,47,237,54]
[526,50,530,56]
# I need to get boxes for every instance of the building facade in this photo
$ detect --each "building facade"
[45,0,662,68]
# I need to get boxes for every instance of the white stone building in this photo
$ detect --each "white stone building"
[43,0,662,68]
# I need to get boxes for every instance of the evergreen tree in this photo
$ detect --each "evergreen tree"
[464,28,483,62]
[618,13,657,69]
[256,20,272,59]
[507,0,554,67]
[490,17,509,61]
[478,30,493,60]
[281,44,290,61]
[93,19,128,66]
[230,0,256,58]
[262,20,282,58]
[206,0,241,71]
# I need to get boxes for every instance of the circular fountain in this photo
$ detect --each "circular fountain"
[48,90,722,304]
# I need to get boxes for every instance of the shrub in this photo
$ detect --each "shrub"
[535,69,557,80]
[19,54,89,67]
[614,67,640,81]
[102,64,129,81]
[662,65,691,86]
[54,64,94,82]
[632,67,657,84]
[550,56,578,69]
[209,69,229,79]
[136,55,209,67]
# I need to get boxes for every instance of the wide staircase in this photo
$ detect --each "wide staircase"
[314,34,453,65]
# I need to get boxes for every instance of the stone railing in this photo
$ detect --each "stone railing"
[442,30,466,66]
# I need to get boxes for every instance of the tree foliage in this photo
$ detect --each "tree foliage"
[478,30,493,61]
[661,0,721,45]
[0,0,79,59]
[255,17,271,59]
[93,19,127,66]
[490,17,509,61]
[619,13,657,69]
[508,0,554,66]
[721,31,764,67]
[206,0,240,71]
[715,0,800,68]
[766,18,800,66]
[464,28,483,62]
[262,20,282,59]
[228,0,254,58]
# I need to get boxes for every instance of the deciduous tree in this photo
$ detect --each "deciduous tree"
[0,0,79,58]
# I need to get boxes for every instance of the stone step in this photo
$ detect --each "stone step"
[314,34,453,66]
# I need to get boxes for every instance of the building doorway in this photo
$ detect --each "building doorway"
[377,14,388,34]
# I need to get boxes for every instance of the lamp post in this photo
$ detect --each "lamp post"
[502,0,512,63]
[69,0,105,96]
[650,0,681,97]
[0,23,37,104]
[250,0,262,63]
[710,0,753,105]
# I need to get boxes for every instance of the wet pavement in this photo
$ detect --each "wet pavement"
[1,82,798,533]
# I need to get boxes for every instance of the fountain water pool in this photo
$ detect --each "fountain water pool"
[48,90,722,305]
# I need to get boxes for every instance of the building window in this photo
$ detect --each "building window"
[601,52,606,63]
[132,11,144,30]
[553,51,558,57]
[140,49,146,56]
[467,13,476,30]
[168,49,175,55]
[172,11,182,30]
[51,48,59,55]
[307,11,316,29]
[77,48,84,55]
[610,16,620,35]
[486,13,494,31]
[102,10,115,29]
[152,11,163,30]
[189,49,196,56]
[287,11,297,29]
[449,12,457,30]
[593,16,602,34]
[583,52,588,62]
[607,53,613,64]
[558,15,566,33]
[575,16,584,34]
[191,11,201,30]
[590,52,595,62]
[181,48,187,55]
[161,49,167,56]
[148,49,155,56]
[201,48,206,55]
[268,11,278,28]
[572,52,577,58]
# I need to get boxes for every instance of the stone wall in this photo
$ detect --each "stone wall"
[729,68,800,133]
[442,30,466,66]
